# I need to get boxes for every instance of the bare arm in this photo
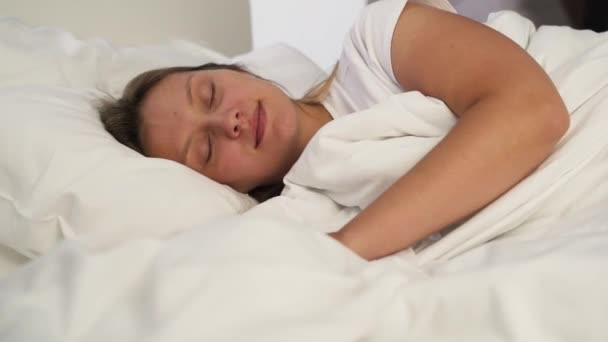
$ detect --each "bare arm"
[330,3,570,260]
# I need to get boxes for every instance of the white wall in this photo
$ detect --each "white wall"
[0,0,573,64]
[452,0,570,25]
[250,0,572,70]
[0,0,252,56]
[249,0,367,71]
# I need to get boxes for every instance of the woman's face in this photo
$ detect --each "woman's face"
[139,69,303,193]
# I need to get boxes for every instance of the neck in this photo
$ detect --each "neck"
[294,101,333,155]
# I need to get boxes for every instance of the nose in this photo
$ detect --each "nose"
[221,109,241,139]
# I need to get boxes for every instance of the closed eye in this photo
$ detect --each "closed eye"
[209,82,216,108]
[186,74,194,105]
[206,133,213,163]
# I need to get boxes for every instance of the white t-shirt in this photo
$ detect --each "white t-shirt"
[322,0,456,118]
[317,0,456,246]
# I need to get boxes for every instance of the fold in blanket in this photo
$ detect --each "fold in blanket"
[244,11,608,263]
[3,12,608,342]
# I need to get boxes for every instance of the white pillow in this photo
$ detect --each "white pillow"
[233,43,328,98]
[0,86,255,257]
[0,17,323,262]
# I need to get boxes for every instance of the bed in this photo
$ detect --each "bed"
[1,2,608,341]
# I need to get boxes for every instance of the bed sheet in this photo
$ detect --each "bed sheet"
[0,202,607,341]
[1,11,608,342]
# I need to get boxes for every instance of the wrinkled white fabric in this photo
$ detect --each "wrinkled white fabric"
[1,201,607,341]
[246,12,608,264]
[2,11,608,342]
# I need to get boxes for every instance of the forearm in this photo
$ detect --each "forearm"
[333,95,569,260]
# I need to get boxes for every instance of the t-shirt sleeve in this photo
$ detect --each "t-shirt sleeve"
[346,0,409,87]
[323,0,411,117]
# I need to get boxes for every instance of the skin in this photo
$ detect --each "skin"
[139,69,331,193]
[329,3,570,260]
[141,3,570,261]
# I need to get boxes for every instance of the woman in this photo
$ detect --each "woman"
[98,0,570,261]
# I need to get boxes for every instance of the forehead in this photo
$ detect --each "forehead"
[146,71,189,104]
[139,72,191,127]
[138,71,192,160]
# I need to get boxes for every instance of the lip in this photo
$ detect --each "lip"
[255,101,266,148]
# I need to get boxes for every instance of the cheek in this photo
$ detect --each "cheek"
[269,100,298,139]
[210,143,253,179]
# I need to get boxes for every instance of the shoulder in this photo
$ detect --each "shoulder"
[346,0,408,77]
[389,2,557,115]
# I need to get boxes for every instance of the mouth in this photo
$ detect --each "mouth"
[255,101,266,148]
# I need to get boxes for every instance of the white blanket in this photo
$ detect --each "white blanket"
[1,201,607,341]
[246,11,608,263]
[2,11,608,341]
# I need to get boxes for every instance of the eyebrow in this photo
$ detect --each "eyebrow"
[185,74,193,105]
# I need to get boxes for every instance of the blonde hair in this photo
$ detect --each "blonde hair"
[299,64,339,105]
